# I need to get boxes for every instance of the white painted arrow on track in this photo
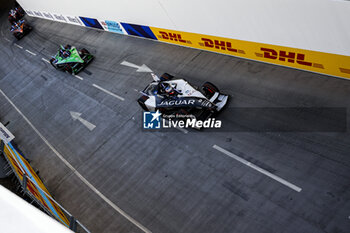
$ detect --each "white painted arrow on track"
[120,60,153,72]
[70,111,96,131]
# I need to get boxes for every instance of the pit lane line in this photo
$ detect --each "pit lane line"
[14,43,23,49]
[92,84,125,101]
[41,58,50,63]
[213,145,302,192]
[74,75,84,81]
[0,88,152,233]
[25,49,36,56]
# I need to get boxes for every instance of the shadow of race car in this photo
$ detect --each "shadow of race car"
[50,45,94,75]
[10,19,32,40]
[8,7,25,24]
[138,73,229,121]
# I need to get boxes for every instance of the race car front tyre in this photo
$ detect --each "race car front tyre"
[202,82,219,99]
[160,73,174,81]
[23,25,32,33]
[13,32,21,40]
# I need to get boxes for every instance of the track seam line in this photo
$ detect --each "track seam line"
[213,145,302,192]
[92,84,125,101]
[0,89,151,233]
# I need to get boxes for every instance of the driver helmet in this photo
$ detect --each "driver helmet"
[62,50,69,57]
[165,85,174,95]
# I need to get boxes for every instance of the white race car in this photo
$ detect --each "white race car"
[138,73,228,120]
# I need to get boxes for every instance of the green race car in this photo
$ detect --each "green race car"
[50,45,93,75]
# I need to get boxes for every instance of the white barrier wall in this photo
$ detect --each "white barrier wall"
[16,0,350,79]
[17,0,350,55]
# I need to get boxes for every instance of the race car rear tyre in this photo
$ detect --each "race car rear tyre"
[160,73,174,81]
[80,48,89,55]
[8,17,15,24]
[202,82,219,98]
[137,95,150,111]
[49,58,56,68]
[63,64,73,74]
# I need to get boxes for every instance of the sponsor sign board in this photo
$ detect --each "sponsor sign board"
[121,23,157,40]
[25,10,34,17]
[100,20,125,34]
[52,13,67,22]
[41,12,54,20]
[0,123,14,144]
[23,7,350,79]
[79,16,103,30]
[65,15,83,25]
[1,140,69,226]
[32,10,44,18]
[150,27,350,79]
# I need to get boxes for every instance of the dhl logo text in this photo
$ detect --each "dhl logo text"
[199,38,245,54]
[158,31,191,44]
[256,48,324,69]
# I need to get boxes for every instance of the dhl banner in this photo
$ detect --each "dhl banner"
[1,140,69,227]
[25,10,350,79]
[150,27,350,79]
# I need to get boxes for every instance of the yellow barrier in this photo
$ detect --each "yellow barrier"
[150,27,350,79]
[2,140,69,227]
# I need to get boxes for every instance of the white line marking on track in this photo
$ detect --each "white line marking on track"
[92,84,125,101]
[14,43,23,49]
[0,88,151,233]
[74,75,84,81]
[162,119,189,134]
[41,58,50,63]
[25,49,36,56]
[70,111,95,131]
[213,145,302,192]
[176,127,188,134]
[4,38,11,42]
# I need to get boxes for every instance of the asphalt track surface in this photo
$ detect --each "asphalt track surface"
[1,1,350,233]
